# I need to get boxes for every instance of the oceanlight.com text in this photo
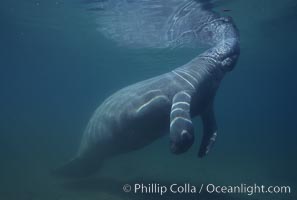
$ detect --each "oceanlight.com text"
[123,183,291,196]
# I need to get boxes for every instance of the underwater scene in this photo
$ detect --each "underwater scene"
[1,0,297,199]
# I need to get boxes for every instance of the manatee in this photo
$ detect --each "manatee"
[53,0,240,177]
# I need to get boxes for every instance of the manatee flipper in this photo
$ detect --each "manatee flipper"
[198,103,217,157]
[170,91,194,154]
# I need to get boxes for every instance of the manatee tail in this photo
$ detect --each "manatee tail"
[51,156,103,178]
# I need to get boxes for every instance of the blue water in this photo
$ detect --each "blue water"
[0,0,296,199]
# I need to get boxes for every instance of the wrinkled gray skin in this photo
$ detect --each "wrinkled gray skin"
[54,0,240,178]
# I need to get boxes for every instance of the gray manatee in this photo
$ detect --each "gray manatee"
[54,0,240,177]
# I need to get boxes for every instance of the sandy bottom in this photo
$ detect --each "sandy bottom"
[1,126,296,200]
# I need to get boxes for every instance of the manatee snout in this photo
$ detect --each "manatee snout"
[170,129,194,154]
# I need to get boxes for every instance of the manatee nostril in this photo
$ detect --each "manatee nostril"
[181,130,192,141]
[170,129,194,154]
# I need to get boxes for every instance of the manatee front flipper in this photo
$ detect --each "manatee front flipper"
[198,103,218,157]
[170,91,194,154]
